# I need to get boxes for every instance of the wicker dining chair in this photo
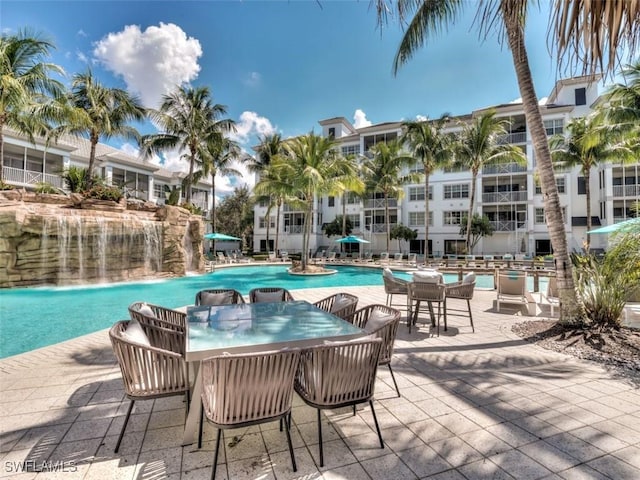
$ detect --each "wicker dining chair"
[109,320,189,453]
[313,292,359,320]
[249,287,295,303]
[195,288,245,306]
[382,268,409,310]
[345,304,402,397]
[198,348,301,479]
[128,302,186,354]
[294,337,384,467]
[408,281,447,335]
[445,272,476,332]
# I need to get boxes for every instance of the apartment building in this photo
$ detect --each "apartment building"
[253,75,640,257]
[1,129,214,214]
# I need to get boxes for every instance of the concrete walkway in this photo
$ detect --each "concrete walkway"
[1,286,639,479]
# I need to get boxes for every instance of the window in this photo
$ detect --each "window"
[346,192,360,204]
[328,127,335,139]
[363,132,397,151]
[341,145,360,156]
[577,176,586,194]
[328,196,335,207]
[346,214,361,229]
[409,211,433,227]
[444,211,464,225]
[536,177,566,194]
[544,119,564,136]
[575,87,586,106]
[259,198,269,208]
[409,186,425,201]
[258,216,275,229]
[535,207,566,224]
[444,183,469,199]
[409,163,424,174]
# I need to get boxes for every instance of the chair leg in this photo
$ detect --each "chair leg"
[198,405,204,449]
[369,400,384,449]
[467,299,474,332]
[115,400,134,453]
[283,414,297,472]
[388,364,400,397]
[353,405,356,416]
[211,429,222,480]
[443,299,448,332]
[317,409,324,467]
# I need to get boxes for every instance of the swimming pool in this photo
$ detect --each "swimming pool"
[0,265,523,358]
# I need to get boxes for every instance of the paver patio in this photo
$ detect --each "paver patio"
[1,285,639,479]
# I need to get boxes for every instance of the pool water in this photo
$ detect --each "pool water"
[0,265,535,358]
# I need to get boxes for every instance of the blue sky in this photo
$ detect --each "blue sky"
[3,1,570,191]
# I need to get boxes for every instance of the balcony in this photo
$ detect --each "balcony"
[496,132,527,145]
[489,220,527,232]
[364,198,397,209]
[283,225,304,234]
[3,166,65,189]
[482,191,529,203]
[365,223,397,233]
[612,185,640,197]
[482,162,527,175]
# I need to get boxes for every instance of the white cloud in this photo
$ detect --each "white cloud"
[243,71,262,87]
[416,114,427,122]
[120,142,187,173]
[353,109,372,128]
[77,29,87,37]
[228,111,277,145]
[76,51,88,63]
[538,96,548,105]
[93,23,202,108]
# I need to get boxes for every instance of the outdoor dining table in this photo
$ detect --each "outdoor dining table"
[182,300,365,445]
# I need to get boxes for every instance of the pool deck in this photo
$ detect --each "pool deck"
[1,286,639,479]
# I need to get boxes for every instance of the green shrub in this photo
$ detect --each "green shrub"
[180,202,203,215]
[85,184,123,202]
[35,182,62,194]
[0,180,15,191]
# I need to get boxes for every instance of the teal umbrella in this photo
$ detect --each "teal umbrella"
[587,218,640,234]
[204,232,241,241]
[335,235,370,244]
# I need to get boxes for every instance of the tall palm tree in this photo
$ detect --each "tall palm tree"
[402,115,454,258]
[64,70,145,188]
[550,113,633,250]
[454,110,526,253]
[141,86,232,204]
[362,139,420,253]
[253,161,291,254]
[0,30,65,182]
[373,0,583,323]
[601,61,640,153]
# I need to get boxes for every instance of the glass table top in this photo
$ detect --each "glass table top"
[185,300,363,359]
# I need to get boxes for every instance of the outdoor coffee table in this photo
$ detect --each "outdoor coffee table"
[182,300,365,445]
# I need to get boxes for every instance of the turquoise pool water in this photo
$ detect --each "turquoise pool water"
[0,265,514,358]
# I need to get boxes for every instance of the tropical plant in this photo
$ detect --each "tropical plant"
[141,85,232,204]
[459,214,495,253]
[454,110,526,253]
[402,115,453,258]
[85,184,123,202]
[215,185,254,249]
[390,223,417,253]
[361,139,420,253]
[573,231,640,328]
[35,182,60,194]
[0,180,14,190]
[61,69,145,188]
[550,113,633,250]
[373,0,585,323]
[61,165,90,193]
[323,215,353,238]
[163,185,181,206]
[0,30,65,182]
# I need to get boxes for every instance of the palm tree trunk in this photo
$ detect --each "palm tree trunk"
[302,200,312,270]
[384,194,390,253]
[265,204,272,253]
[424,174,430,259]
[86,132,98,188]
[0,122,5,183]
[465,170,478,253]
[186,154,195,204]
[585,168,591,251]
[342,194,347,253]
[211,172,216,254]
[275,200,281,254]
[502,2,583,325]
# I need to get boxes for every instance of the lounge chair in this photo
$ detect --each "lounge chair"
[445,272,476,332]
[484,255,495,269]
[392,253,404,265]
[249,287,295,303]
[496,270,528,312]
[325,251,337,262]
[313,292,359,320]
[378,252,390,265]
[195,288,245,306]
[268,251,277,262]
[407,253,417,266]
[539,276,559,316]
[280,250,289,262]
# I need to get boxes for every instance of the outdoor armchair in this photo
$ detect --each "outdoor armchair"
[313,292,359,320]
[408,281,447,335]
[249,287,295,303]
[345,304,402,397]
[294,337,384,467]
[109,320,189,453]
[382,268,409,310]
[128,302,186,352]
[195,288,245,306]
[198,348,301,479]
[445,272,476,332]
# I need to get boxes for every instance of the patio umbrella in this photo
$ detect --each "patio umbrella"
[335,235,370,244]
[587,218,640,235]
[204,232,242,241]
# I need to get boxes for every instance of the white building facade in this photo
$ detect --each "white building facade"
[253,76,640,257]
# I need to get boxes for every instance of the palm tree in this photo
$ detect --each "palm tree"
[600,61,640,153]
[454,110,526,253]
[0,30,65,182]
[253,161,291,254]
[64,70,145,188]
[402,115,454,258]
[141,86,232,204]
[361,139,420,253]
[550,113,633,251]
[373,0,583,323]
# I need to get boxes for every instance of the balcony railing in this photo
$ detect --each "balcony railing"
[364,198,397,208]
[612,185,640,197]
[482,162,527,175]
[3,166,65,189]
[364,223,397,233]
[482,191,528,203]
[283,225,304,234]
[496,132,527,145]
[489,220,527,232]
